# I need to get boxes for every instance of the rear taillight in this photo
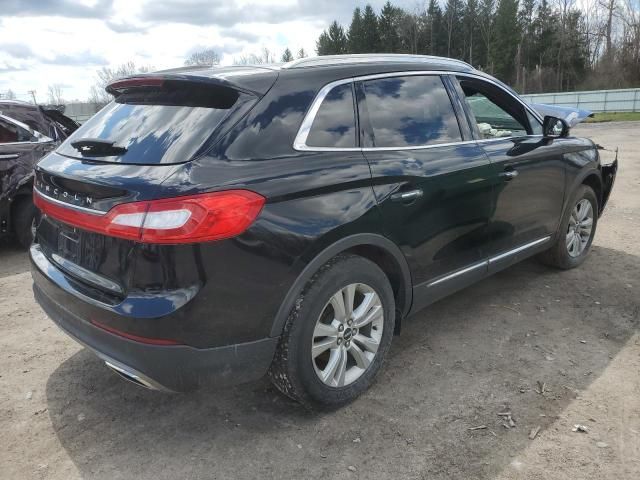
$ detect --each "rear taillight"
[34,190,265,244]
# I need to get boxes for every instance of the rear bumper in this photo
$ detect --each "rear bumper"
[31,245,278,392]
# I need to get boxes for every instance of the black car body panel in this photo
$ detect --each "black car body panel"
[30,56,616,392]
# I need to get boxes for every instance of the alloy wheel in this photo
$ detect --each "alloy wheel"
[311,283,384,387]
[566,198,593,257]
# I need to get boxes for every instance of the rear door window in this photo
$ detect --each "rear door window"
[359,75,462,148]
[306,83,356,148]
[0,118,32,143]
[57,83,241,164]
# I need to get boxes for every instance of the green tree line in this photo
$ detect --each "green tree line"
[316,0,640,93]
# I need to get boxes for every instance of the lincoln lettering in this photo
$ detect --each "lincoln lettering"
[35,179,92,206]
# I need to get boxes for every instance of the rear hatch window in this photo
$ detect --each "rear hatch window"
[57,80,242,164]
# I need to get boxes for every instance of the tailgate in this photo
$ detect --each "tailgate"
[34,152,181,296]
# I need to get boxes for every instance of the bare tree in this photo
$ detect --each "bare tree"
[47,84,64,105]
[234,47,276,65]
[3,89,16,100]
[88,61,154,106]
[600,0,619,57]
[185,48,220,66]
[582,0,608,68]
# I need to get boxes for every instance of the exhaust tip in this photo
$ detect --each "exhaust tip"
[104,361,157,390]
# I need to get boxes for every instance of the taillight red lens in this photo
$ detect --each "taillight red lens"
[34,190,265,244]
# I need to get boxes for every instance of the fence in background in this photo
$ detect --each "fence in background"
[64,102,102,124]
[521,88,640,113]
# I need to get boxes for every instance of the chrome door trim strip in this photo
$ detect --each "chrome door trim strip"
[293,69,544,153]
[426,235,551,288]
[427,261,487,287]
[488,236,551,264]
[34,188,106,216]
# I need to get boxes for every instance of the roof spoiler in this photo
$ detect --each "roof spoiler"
[106,73,263,98]
[530,103,593,128]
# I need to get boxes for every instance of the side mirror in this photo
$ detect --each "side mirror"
[543,116,569,138]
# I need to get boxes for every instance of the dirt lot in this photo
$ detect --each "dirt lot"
[1,122,638,480]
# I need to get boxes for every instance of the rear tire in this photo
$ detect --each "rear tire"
[13,196,39,249]
[269,254,395,409]
[538,185,598,269]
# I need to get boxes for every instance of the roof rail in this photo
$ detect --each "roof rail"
[282,54,474,70]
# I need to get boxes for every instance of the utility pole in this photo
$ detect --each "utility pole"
[28,90,37,104]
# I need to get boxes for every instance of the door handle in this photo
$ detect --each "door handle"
[391,189,423,202]
[499,170,519,180]
[0,154,19,160]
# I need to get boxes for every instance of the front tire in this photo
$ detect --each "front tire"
[538,185,598,269]
[269,254,395,409]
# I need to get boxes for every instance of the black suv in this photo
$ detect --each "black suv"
[31,55,617,408]
[1,101,78,247]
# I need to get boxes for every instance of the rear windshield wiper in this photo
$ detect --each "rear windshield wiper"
[71,138,127,156]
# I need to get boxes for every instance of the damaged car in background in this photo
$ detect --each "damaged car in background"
[0,101,79,247]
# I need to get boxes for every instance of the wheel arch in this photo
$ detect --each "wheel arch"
[580,172,603,213]
[562,167,602,224]
[269,234,412,337]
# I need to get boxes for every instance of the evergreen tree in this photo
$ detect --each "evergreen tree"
[425,0,445,56]
[281,48,294,62]
[312,1,640,92]
[361,5,380,52]
[378,2,402,53]
[316,20,348,55]
[444,0,464,58]
[297,48,307,59]
[532,0,557,68]
[462,0,481,64]
[478,0,497,70]
[348,7,366,53]
[492,0,521,82]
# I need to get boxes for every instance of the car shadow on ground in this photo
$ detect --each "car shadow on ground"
[44,244,639,480]
[0,241,30,279]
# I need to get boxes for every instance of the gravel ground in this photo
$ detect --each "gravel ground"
[1,122,638,480]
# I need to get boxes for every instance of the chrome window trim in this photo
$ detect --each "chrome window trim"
[293,70,544,153]
[0,113,54,145]
[293,77,357,152]
[34,188,106,216]
[426,236,551,287]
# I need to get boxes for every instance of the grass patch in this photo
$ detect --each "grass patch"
[585,112,640,123]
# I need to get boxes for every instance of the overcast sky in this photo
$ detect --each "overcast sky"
[0,0,420,103]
